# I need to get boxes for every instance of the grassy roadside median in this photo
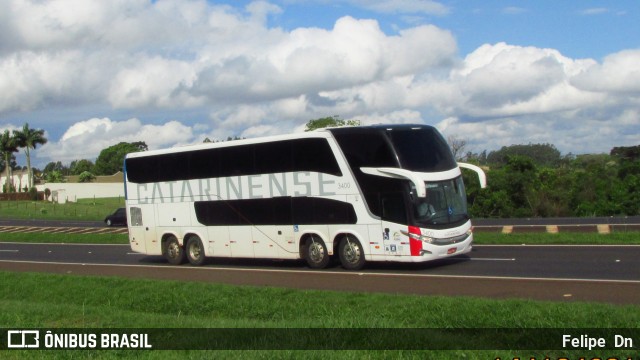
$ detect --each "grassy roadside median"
[0,197,124,222]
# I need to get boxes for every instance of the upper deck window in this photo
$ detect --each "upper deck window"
[126,137,341,184]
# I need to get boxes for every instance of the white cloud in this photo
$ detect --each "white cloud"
[501,7,527,15]
[571,50,640,95]
[38,117,195,163]
[580,8,609,15]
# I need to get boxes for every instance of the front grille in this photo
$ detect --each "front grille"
[432,233,469,246]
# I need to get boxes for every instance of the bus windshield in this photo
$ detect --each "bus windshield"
[386,127,457,172]
[410,177,468,227]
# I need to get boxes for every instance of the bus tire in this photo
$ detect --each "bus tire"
[163,235,186,265]
[186,235,206,266]
[304,236,330,269]
[338,236,365,270]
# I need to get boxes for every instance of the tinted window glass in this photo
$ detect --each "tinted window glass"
[381,192,408,224]
[330,129,398,170]
[386,127,457,172]
[255,141,292,174]
[220,145,254,176]
[292,139,342,176]
[330,126,457,218]
[330,128,401,217]
[194,197,357,226]
[126,138,341,184]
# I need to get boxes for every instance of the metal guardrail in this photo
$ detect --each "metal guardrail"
[474,224,640,234]
[0,226,128,235]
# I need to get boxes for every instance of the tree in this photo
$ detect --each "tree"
[43,161,69,176]
[487,143,562,167]
[94,142,148,175]
[0,154,17,175]
[447,136,467,161]
[0,130,18,193]
[69,159,95,175]
[13,123,47,189]
[611,145,640,161]
[45,170,65,183]
[78,171,96,183]
[304,116,360,131]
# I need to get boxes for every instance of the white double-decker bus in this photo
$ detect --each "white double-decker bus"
[124,124,486,270]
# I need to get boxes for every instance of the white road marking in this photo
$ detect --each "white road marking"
[0,259,639,285]
[0,250,18,252]
[475,244,640,247]
[469,257,516,261]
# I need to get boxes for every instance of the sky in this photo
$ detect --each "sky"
[1,0,639,169]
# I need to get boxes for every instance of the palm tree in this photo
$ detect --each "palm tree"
[0,130,18,193]
[14,123,47,189]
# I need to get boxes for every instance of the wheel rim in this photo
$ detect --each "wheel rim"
[167,241,180,259]
[308,240,325,263]
[189,241,201,260]
[343,240,361,265]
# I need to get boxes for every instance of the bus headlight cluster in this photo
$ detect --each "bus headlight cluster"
[402,229,433,243]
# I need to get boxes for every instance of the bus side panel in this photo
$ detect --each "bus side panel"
[252,226,297,259]
[128,203,161,255]
[207,226,231,258]
[366,223,385,259]
[251,226,279,259]
[229,226,254,258]
[157,202,192,228]
[128,205,146,254]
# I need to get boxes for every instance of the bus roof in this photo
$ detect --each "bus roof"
[125,124,437,159]
[125,129,334,159]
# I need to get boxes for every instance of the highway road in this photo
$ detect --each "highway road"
[1,241,640,305]
[2,216,640,233]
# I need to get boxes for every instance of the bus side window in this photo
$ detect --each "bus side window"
[381,193,407,224]
[130,207,143,226]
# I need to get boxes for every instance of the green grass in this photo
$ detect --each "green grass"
[0,232,128,244]
[473,231,640,245]
[1,271,638,359]
[0,197,125,221]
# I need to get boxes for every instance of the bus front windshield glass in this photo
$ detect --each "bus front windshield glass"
[411,177,468,227]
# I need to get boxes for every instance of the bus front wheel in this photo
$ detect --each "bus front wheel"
[338,236,365,270]
[186,236,206,266]
[163,235,186,265]
[304,236,330,269]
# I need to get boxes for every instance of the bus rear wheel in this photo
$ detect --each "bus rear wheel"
[304,236,330,269]
[186,236,206,266]
[163,235,186,265]
[338,236,365,270]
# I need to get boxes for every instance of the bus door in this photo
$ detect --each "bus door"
[128,205,160,255]
[380,192,409,257]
